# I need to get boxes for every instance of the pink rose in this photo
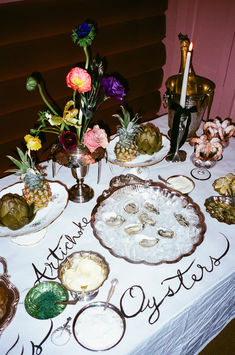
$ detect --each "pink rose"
[83,125,108,153]
[66,67,91,92]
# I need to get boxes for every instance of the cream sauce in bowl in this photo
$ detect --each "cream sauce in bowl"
[166,175,195,194]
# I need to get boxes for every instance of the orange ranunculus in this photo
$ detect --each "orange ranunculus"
[66,67,91,93]
[83,125,108,153]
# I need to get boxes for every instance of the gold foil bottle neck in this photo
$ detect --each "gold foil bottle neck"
[165,33,214,97]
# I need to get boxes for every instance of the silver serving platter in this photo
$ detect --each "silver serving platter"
[91,174,206,265]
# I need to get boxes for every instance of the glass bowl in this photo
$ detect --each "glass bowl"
[24,281,69,319]
[58,251,110,301]
[73,301,126,351]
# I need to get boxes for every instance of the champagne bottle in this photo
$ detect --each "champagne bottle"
[164,33,215,138]
[171,33,197,97]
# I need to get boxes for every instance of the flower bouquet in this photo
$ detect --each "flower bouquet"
[26,21,126,167]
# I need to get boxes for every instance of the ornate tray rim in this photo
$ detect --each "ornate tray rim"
[91,174,207,266]
[0,256,20,335]
[106,133,170,168]
[0,180,69,238]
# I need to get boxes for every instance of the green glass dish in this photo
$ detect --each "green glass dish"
[24,281,69,319]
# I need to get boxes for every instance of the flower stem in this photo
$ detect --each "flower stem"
[84,46,89,69]
[38,84,58,116]
[39,128,61,134]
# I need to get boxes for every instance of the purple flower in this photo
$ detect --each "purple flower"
[102,76,126,101]
[59,131,78,151]
[75,22,91,39]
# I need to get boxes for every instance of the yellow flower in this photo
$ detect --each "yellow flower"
[24,134,42,151]
[63,100,79,127]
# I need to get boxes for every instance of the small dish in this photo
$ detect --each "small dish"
[0,257,19,335]
[204,196,235,225]
[212,173,235,196]
[73,301,126,351]
[166,175,195,194]
[24,281,69,319]
[58,251,109,301]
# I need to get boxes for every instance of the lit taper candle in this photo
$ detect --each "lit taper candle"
[180,42,193,108]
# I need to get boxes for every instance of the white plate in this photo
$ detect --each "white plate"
[0,181,68,237]
[107,134,170,168]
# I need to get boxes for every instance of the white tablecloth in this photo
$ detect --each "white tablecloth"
[0,115,234,355]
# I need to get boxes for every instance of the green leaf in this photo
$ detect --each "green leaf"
[16,147,26,162]
[7,155,22,169]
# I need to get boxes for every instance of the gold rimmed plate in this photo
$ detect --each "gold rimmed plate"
[107,134,170,168]
[0,181,69,238]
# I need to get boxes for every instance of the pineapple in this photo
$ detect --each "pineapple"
[113,106,141,162]
[7,148,52,211]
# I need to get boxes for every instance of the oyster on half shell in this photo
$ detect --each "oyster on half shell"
[124,223,144,235]
[139,212,156,226]
[174,213,189,227]
[144,202,160,214]
[104,212,126,227]
[158,228,174,238]
[124,202,139,214]
[138,235,159,248]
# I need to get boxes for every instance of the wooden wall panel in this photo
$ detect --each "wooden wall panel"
[0,0,167,176]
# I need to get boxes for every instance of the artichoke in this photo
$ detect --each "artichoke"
[0,193,35,230]
[137,124,163,155]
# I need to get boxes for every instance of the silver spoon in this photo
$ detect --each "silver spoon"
[51,317,72,346]
[104,278,118,310]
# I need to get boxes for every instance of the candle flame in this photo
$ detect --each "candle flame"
[189,42,193,52]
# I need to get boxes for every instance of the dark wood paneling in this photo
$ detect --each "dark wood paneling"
[0,0,167,177]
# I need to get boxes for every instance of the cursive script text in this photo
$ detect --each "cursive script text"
[32,218,90,284]
[120,234,230,324]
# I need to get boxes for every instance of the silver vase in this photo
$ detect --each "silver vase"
[51,144,99,203]
[69,164,94,203]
